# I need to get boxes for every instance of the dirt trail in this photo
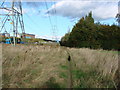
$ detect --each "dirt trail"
[66,49,73,89]
[68,59,73,89]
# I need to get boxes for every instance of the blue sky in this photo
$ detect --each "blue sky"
[0,0,119,40]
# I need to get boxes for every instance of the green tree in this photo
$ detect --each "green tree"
[60,32,70,46]
[60,12,120,50]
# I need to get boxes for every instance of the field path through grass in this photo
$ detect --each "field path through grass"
[65,48,77,88]
[66,49,73,88]
[2,44,118,88]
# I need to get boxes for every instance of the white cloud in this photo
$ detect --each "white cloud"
[46,0,118,21]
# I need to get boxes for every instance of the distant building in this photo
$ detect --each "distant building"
[0,33,35,39]
[16,33,35,38]
[25,33,35,39]
[0,33,10,38]
[16,33,22,38]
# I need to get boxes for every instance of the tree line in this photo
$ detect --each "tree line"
[60,12,120,50]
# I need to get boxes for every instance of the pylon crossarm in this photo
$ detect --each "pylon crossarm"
[0,7,13,12]
[0,14,15,16]
[0,7,21,14]
[0,0,25,45]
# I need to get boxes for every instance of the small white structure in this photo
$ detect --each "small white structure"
[0,33,10,37]
[16,33,22,38]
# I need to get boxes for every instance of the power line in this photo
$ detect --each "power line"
[52,0,58,40]
[0,0,6,7]
[44,0,54,30]
[44,0,59,40]
[24,13,46,36]
[24,13,41,30]
[0,13,10,32]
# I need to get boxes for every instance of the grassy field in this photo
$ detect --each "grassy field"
[2,44,119,88]
[0,44,2,89]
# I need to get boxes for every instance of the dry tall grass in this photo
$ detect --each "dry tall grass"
[3,44,68,88]
[68,48,118,88]
[69,48,118,77]
[2,44,119,88]
[0,44,2,89]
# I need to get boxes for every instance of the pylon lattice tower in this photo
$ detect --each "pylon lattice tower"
[52,25,58,41]
[0,0,25,45]
[116,1,120,27]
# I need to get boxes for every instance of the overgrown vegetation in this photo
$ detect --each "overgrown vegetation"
[60,12,120,50]
[0,37,45,43]
[0,37,9,43]
[22,38,45,44]
[2,44,119,88]
[69,48,119,88]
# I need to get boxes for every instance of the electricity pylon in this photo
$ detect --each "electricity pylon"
[52,25,58,41]
[0,0,25,46]
[116,1,120,27]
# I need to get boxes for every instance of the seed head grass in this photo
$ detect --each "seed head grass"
[2,44,119,88]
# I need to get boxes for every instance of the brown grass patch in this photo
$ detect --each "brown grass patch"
[2,44,118,88]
